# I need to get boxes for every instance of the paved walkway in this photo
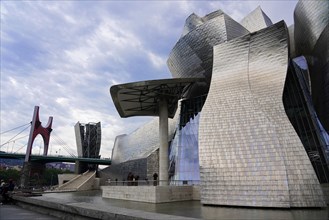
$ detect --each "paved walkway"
[0,204,59,220]
[4,190,329,220]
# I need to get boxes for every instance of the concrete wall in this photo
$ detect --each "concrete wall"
[77,172,97,191]
[93,178,100,190]
[102,186,197,203]
[56,171,97,192]
[321,183,329,205]
[192,185,201,200]
[58,174,78,186]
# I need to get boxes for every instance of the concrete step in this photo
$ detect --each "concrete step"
[55,171,96,191]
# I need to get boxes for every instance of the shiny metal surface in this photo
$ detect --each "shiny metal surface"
[167,10,249,86]
[240,6,273,33]
[294,0,329,134]
[108,2,329,208]
[110,78,203,118]
[199,21,326,207]
[111,113,179,164]
[294,0,329,56]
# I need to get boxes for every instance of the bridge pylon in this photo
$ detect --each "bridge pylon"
[21,106,53,188]
[25,106,53,162]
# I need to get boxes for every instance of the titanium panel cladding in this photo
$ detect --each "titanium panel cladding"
[199,21,326,208]
[240,6,273,33]
[111,113,179,164]
[294,0,329,133]
[294,0,329,56]
[167,10,249,84]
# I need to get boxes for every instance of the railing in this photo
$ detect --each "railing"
[104,179,200,186]
[0,152,110,160]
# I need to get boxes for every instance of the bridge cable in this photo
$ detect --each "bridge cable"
[3,134,29,144]
[11,134,29,153]
[53,138,76,157]
[51,132,77,157]
[0,123,31,135]
[49,135,69,155]
[0,124,31,147]
[51,134,76,157]
[13,144,27,154]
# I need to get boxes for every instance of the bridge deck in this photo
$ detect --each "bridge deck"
[0,152,111,165]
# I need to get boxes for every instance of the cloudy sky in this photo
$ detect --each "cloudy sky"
[0,1,297,158]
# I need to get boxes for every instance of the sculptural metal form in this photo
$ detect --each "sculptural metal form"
[25,106,53,162]
[294,0,329,134]
[199,21,325,208]
[109,1,328,207]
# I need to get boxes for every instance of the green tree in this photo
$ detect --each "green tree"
[42,168,73,186]
[0,169,20,183]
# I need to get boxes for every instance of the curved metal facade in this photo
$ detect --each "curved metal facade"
[294,0,329,134]
[167,10,249,87]
[294,0,329,56]
[108,1,328,208]
[240,6,273,33]
[199,21,325,207]
[111,115,179,165]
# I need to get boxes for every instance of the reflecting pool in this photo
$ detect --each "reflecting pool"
[41,190,328,220]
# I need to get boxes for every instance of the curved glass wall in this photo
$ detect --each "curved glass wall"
[283,57,329,183]
[169,114,200,184]
[169,95,206,185]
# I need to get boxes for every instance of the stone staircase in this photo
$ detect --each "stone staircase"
[55,170,96,192]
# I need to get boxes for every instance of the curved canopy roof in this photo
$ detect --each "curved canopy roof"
[110,78,204,118]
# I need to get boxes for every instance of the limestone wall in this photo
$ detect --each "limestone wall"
[58,174,78,186]
[102,186,195,203]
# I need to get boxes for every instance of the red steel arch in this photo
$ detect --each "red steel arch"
[25,106,53,162]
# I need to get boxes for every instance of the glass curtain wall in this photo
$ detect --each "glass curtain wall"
[169,95,206,185]
[283,57,329,183]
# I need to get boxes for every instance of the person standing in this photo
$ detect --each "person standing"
[153,173,158,186]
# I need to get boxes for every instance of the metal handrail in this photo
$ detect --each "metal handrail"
[104,179,200,186]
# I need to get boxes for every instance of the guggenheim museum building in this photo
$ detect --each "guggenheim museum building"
[105,0,329,208]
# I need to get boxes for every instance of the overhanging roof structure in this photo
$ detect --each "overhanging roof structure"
[110,78,204,118]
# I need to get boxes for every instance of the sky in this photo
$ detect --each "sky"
[0,0,298,159]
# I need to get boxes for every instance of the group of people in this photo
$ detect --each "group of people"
[124,172,158,186]
[109,172,159,186]
[0,179,15,204]
[126,172,139,186]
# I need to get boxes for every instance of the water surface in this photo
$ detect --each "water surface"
[41,190,328,220]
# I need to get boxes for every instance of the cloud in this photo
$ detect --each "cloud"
[146,51,167,70]
[0,1,297,159]
[242,1,297,25]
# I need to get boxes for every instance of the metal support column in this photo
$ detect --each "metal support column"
[158,98,169,186]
